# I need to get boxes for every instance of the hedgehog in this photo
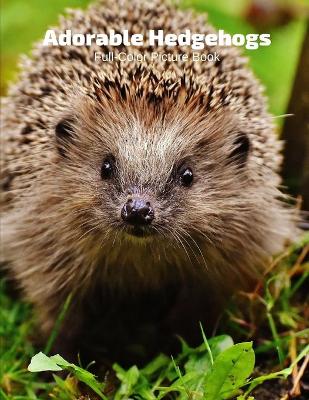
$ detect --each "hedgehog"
[0,0,297,360]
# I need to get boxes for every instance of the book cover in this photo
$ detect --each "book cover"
[1,1,308,398]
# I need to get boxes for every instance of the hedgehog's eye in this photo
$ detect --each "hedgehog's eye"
[101,156,115,179]
[230,133,250,166]
[178,165,194,187]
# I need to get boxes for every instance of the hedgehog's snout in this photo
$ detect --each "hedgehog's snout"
[121,198,154,226]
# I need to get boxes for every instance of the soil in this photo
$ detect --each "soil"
[252,373,309,400]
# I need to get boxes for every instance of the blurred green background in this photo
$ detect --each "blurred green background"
[1,0,308,121]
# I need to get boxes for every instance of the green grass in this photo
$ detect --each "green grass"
[1,235,308,399]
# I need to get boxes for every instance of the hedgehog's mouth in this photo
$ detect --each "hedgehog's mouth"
[125,225,155,238]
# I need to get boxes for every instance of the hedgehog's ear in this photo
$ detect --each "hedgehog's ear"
[229,133,250,167]
[55,118,75,157]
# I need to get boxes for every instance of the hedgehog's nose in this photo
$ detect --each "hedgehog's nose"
[121,199,154,225]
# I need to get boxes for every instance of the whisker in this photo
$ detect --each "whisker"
[186,232,208,271]
[75,223,102,242]
[161,225,192,265]
[192,227,214,246]
[177,229,200,267]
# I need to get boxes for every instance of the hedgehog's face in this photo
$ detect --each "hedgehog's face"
[54,98,255,255]
[98,153,194,240]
